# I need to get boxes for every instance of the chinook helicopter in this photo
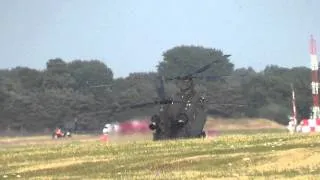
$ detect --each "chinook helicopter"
[139,55,235,140]
[80,54,246,141]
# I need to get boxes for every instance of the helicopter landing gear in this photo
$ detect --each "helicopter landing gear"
[149,115,160,130]
[149,122,157,130]
[175,113,189,128]
[177,120,185,127]
[199,131,206,138]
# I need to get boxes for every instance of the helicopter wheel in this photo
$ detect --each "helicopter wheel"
[175,113,189,128]
[172,113,191,139]
[199,131,206,138]
[149,115,160,130]
[149,123,156,130]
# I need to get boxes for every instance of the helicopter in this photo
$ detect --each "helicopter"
[143,54,237,140]
[79,54,246,141]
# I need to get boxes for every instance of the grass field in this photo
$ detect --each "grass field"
[1,131,320,179]
[1,118,319,179]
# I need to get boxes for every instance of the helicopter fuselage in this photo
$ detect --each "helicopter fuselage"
[149,90,207,140]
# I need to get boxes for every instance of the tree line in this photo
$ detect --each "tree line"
[0,45,313,133]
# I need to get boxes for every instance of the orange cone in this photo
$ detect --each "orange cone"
[100,134,108,142]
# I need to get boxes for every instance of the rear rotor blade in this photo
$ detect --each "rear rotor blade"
[166,54,231,81]
[186,54,231,77]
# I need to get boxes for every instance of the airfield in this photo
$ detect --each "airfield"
[1,118,320,179]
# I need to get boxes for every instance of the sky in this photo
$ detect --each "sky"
[0,0,320,78]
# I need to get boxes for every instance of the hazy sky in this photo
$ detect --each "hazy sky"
[1,0,319,78]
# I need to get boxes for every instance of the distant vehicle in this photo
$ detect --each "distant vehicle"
[52,128,72,139]
[102,123,113,134]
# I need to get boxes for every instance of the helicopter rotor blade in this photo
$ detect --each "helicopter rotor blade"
[206,103,248,107]
[85,80,113,89]
[90,84,113,88]
[166,54,231,81]
[185,54,231,77]
[77,99,249,121]
[78,99,182,119]
[189,75,230,81]
[206,100,261,107]
[128,99,181,109]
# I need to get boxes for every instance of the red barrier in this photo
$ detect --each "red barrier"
[118,119,150,135]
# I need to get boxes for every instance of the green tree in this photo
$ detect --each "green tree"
[42,58,76,89]
[68,60,114,91]
[157,45,234,78]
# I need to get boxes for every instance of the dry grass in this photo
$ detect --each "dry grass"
[205,117,285,130]
[0,134,98,147]
[1,131,320,179]
[251,148,320,172]
[0,118,309,179]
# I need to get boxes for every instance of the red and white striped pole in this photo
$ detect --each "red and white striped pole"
[310,35,319,120]
[291,84,297,127]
